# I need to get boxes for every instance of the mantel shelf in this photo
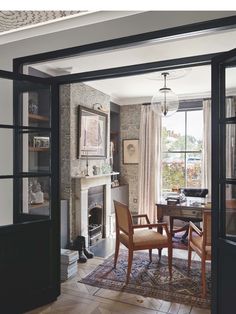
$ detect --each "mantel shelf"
[73,172,119,179]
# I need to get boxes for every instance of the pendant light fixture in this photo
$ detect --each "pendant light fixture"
[151,72,179,117]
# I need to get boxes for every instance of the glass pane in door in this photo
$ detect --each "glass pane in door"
[0,78,13,125]
[225,67,236,118]
[0,179,13,226]
[19,83,51,128]
[21,130,51,173]
[22,176,50,217]
[0,128,13,175]
[226,124,236,179]
[225,184,236,241]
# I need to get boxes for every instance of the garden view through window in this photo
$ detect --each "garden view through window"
[161,107,203,193]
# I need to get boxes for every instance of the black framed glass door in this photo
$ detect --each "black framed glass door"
[212,48,236,314]
[0,70,60,313]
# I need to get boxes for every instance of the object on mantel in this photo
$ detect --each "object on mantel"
[73,172,119,179]
[93,103,109,113]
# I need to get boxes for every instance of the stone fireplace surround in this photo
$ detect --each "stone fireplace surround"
[73,174,112,247]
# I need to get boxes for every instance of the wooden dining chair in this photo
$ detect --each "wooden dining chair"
[114,200,172,284]
[188,210,211,297]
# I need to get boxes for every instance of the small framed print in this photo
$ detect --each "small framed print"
[123,139,139,164]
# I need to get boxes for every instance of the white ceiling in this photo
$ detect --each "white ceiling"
[30,27,236,104]
[86,66,212,105]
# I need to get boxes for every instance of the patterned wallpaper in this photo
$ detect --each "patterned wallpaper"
[0,11,80,33]
[60,82,110,240]
[120,104,142,214]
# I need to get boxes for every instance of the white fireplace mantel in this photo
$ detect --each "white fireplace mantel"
[73,172,117,246]
[72,172,119,180]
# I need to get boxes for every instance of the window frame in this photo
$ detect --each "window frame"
[161,101,203,192]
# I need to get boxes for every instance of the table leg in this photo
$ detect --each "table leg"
[156,205,163,234]
[169,216,174,237]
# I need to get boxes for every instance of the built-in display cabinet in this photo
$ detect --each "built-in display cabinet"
[19,86,52,219]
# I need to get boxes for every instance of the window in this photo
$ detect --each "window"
[161,105,203,193]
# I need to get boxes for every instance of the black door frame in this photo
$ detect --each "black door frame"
[0,69,60,312]
[211,48,236,314]
[12,15,236,314]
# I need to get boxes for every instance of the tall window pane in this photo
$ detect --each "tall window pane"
[161,106,203,193]
[162,111,185,152]
[186,110,203,151]
[162,152,185,192]
[186,153,202,187]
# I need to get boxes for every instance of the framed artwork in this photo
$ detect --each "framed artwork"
[123,139,139,164]
[78,106,107,158]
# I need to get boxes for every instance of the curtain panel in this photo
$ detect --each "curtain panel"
[202,99,212,200]
[138,105,162,223]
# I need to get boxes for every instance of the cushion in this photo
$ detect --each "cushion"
[120,229,169,249]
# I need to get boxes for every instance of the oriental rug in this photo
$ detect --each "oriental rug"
[79,250,211,309]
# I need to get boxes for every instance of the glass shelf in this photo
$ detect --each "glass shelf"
[28,113,49,122]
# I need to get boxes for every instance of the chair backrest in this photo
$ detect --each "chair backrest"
[113,200,133,236]
[203,210,211,247]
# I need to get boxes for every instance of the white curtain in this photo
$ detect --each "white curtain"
[201,99,211,200]
[138,105,162,223]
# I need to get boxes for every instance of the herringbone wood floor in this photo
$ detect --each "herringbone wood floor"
[26,247,210,314]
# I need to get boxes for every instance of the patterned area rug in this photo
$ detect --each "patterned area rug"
[80,250,211,309]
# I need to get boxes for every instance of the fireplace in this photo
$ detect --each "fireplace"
[74,174,112,247]
[88,186,104,246]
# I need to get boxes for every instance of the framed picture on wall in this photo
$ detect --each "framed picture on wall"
[78,106,107,158]
[123,139,139,164]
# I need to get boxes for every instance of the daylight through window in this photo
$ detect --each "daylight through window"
[161,104,203,193]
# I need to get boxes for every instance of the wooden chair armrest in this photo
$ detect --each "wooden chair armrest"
[132,214,150,224]
[189,221,202,236]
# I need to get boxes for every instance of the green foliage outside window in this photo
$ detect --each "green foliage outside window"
[161,109,203,192]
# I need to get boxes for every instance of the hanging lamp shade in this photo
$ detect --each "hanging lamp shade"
[151,72,179,117]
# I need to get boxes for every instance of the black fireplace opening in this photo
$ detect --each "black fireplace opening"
[88,186,105,246]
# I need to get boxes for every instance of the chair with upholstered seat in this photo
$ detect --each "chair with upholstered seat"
[188,210,211,297]
[114,200,172,284]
